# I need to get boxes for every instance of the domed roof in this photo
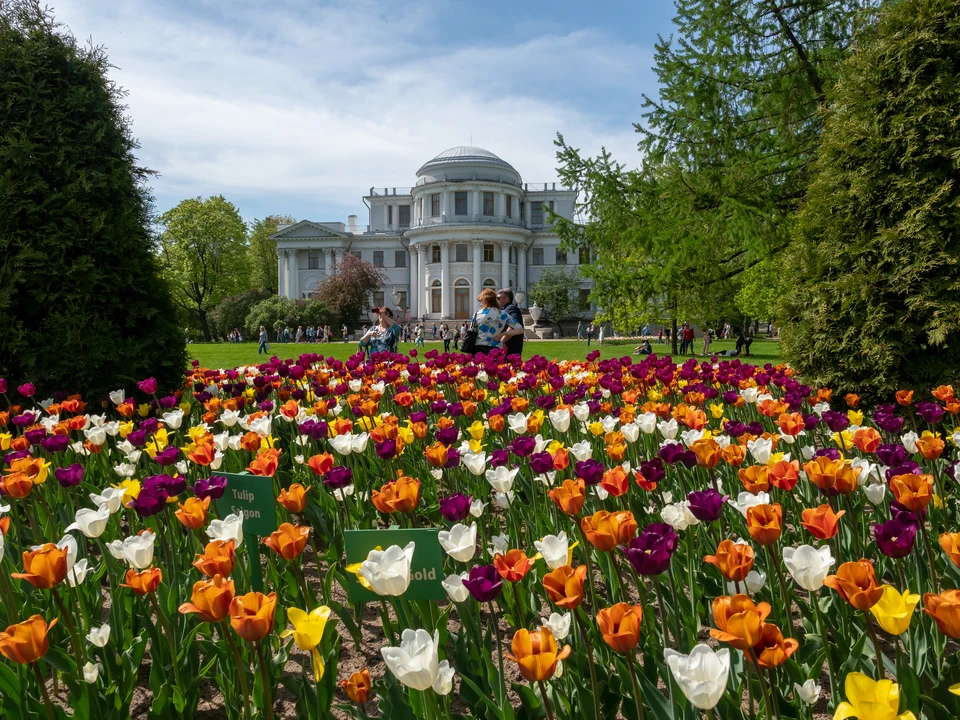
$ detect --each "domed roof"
[417,146,516,175]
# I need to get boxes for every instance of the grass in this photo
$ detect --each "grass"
[187,337,781,369]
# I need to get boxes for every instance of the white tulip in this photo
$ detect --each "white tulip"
[90,487,125,515]
[850,457,878,485]
[661,501,700,532]
[67,559,93,587]
[636,412,657,434]
[727,491,771,517]
[489,533,509,557]
[87,624,111,648]
[747,437,773,465]
[105,539,125,561]
[534,532,570,570]
[83,662,100,684]
[461,452,487,476]
[621,422,640,443]
[220,409,240,427]
[680,429,704,448]
[359,542,415,596]
[248,416,272,437]
[332,485,355,502]
[507,413,529,434]
[329,434,355,455]
[207,514,244,548]
[794,679,821,706]
[548,409,571,432]
[573,403,591,422]
[864,481,887,505]
[740,388,759,404]
[113,462,137,478]
[901,432,919,454]
[67,506,111,539]
[493,491,514,509]
[227,434,244,451]
[782,545,834,592]
[569,441,593,462]
[438,524,477,563]
[541,612,571,641]
[600,416,619,433]
[726,569,767,595]
[485,466,519,493]
[162,409,184,430]
[594,485,609,501]
[800,444,816,460]
[442,572,470,603]
[664,645,731,710]
[657,418,679,440]
[381,629,440,691]
[83,426,107,446]
[109,389,126,405]
[120,532,156,569]
[433,660,455,695]
[469,499,487,518]
[351,433,369,453]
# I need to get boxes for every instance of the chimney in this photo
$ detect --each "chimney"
[347,215,359,234]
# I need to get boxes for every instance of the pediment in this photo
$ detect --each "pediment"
[270,221,349,240]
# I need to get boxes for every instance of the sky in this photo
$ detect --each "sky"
[53,0,676,226]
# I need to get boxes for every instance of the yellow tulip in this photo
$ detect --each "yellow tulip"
[466,421,486,441]
[137,403,151,417]
[847,409,864,426]
[709,403,724,419]
[869,586,920,635]
[647,389,663,401]
[187,425,209,442]
[145,427,170,458]
[587,422,604,437]
[950,683,960,696]
[280,606,332,681]
[396,426,414,445]
[546,440,566,454]
[833,672,917,720]
[832,430,854,450]
[468,438,484,454]
[0,433,11,451]
[114,479,141,504]
[118,421,134,438]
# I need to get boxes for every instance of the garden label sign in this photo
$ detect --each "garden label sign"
[216,471,278,591]
[344,528,445,602]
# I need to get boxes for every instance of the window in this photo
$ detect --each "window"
[431,194,440,216]
[483,192,494,216]
[455,191,468,215]
[509,248,515,263]
[531,202,543,225]
[308,254,320,270]
[399,205,410,227]
[578,288,591,310]
[352,251,361,259]
[556,249,567,265]
[483,243,495,262]
[549,200,555,212]
[373,291,385,308]
[395,250,407,267]
[483,278,497,289]
[456,244,468,262]
[417,197,422,220]
[432,245,441,263]
[396,291,407,309]
[387,205,393,225]
[506,196,513,218]
[373,251,384,267]
[431,280,442,313]
[532,248,544,265]
[579,247,590,265]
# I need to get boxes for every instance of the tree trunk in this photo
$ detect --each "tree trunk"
[671,317,678,356]
[198,310,212,342]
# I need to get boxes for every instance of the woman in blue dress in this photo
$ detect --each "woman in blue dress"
[470,288,524,355]
[358,307,401,355]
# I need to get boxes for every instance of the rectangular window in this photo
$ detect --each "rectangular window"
[456,244,468,262]
[520,201,525,220]
[352,251,361,259]
[373,251,384,267]
[532,248,544,265]
[549,200,555,212]
[417,197,422,220]
[455,191,468,215]
[579,247,590,265]
[396,291,407,309]
[506,196,513,218]
[387,206,393,225]
[556,249,567,265]
[483,192,494,216]
[431,194,440,216]
[399,205,410,227]
[531,202,543,225]
[431,288,442,313]
[432,245,441,263]
[578,288,590,310]
[395,250,407,267]
[308,254,320,270]
[373,291,385,308]
[483,243,495,262]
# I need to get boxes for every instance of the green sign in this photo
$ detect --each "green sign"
[344,528,446,602]
[216,472,279,537]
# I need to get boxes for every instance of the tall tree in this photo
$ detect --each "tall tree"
[248,214,294,294]
[778,0,960,398]
[158,195,249,341]
[312,252,385,327]
[528,267,585,335]
[0,0,186,397]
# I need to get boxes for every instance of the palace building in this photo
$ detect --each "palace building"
[271,145,593,321]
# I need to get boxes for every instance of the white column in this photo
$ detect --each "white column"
[276,250,284,296]
[289,250,299,299]
[500,241,510,290]
[473,190,480,221]
[335,249,344,273]
[518,245,528,307]
[472,239,482,298]
[323,248,332,276]
[440,241,450,318]
[282,250,291,298]
[410,246,420,319]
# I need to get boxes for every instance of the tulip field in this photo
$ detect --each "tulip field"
[2,350,960,720]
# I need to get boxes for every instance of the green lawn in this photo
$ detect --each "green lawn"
[188,338,781,369]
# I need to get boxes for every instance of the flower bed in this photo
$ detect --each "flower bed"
[0,351,958,719]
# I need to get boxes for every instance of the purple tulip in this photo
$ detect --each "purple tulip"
[575,458,605,486]
[375,439,398,460]
[137,377,159,395]
[915,402,945,425]
[11,413,35,428]
[439,493,473,522]
[462,564,503,602]
[535,395,557,411]
[874,413,904,433]
[323,466,354,490]
[874,518,917,558]
[126,429,147,448]
[620,523,678,576]
[821,411,849,433]
[814,447,841,461]
[443,448,461,469]
[637,459,665,486]
[54,464,84,487]
[0,378,6,393]
[509,436,537,458]
[154,445,180,467]
[876,444,907,467]
[24,428,46,446]
[891,500,924,523]
[299,419,328,440]
[147,473,186,497]
[434,426,459,446]
[41,434,71,454]
[17,382,36,398]
[687,489,728,523]
[529,452,555,474]
[886,460,922,482]
[141,418,159,435]
[194,475,228,500]
[129,485,169,516]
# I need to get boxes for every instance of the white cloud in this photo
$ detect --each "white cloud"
[53,0,653,221]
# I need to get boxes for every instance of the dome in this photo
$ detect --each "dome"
[416,146,516,176]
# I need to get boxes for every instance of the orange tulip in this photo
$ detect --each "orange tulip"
[424,442,449,467]
[505,627,570,682]
[776,413,805,437]
[844,393,860,408]
[596,603,643,653]
[548,478,586,516]
[710,595,771,651]
[178,574,236,623]
[691,438,721,469]
[753,623,799,668]
[247,447,280,477]
[768,459,800,491]
[824,559,883,610]
[803,457,860,495]
[0,615,58,664]
[240,432,262,452]
[175,496,210,530]
[852,428,882,454]
[551,447,570,471]
[922,590,960,638]
[187,443,216,466]
[0,517,9,536]
[230,591,277,642]
[194,539,236,578]
[542,565,587,610]
[889,473,934,512]
[340,669,373,703]
[11,544,69,589]
[895,390,914,406]
[494,549,537,582]
[121,567,163,596]
[632,470,658,491]
[581,510,636,552]
[600,466,629,497]
[306,453,335,477]
[0,471,34,499]
[278,483,308,513]
[939,532,960,568]
[371,476,421,514]
[932,385,955,403]
[721,443,745,467]
[263,523,310,561]
[704,540,755,582]
[738,465,771,494]
[915,435,945,460]
[800,504,845,540]
[746,503,782,546]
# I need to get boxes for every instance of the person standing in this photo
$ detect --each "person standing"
[453,325,461,350]
[257,326,269,355]
[598,325,605,345]
[497,288,524,356]
[432,323,438,340]
[702,327,712,356]
[586,323,594,346]
[341,324,348,342]
[470,288,524,355]
[416,324,425,348]
[577,320,584,341]
[657,328,664,344]
[441,324,451,352]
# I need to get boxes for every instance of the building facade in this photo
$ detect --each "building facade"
[271,146,593,321]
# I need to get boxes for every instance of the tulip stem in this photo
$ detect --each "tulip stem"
[626,651,646,720]
[488,601,507,715]
[537,680,556,720]
[574,610,602,720]
[766,545,794,639]
[577,526,600,611]
[747,650,774,720]
[32,662,55,720]
[919,520,940,594]
[865,613,885,680]
[147,593,183,692]
[222,622,252,720]
[810,591,838,709]
[255,640,275,720]
[51,588,85,671]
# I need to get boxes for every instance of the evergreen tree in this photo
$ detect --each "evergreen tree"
[778,0,960,398]
[0,1,186,397]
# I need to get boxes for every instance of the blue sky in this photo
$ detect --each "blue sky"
[54,0,675,226]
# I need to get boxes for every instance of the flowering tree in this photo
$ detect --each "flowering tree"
[312,252,385,327]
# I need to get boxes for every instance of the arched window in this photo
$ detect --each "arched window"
[483,278,497,288]
[454,278,469,286]
[432,279,442,286]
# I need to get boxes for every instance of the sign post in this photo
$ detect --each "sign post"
[215,472,278,592]
[343,527,446,602]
